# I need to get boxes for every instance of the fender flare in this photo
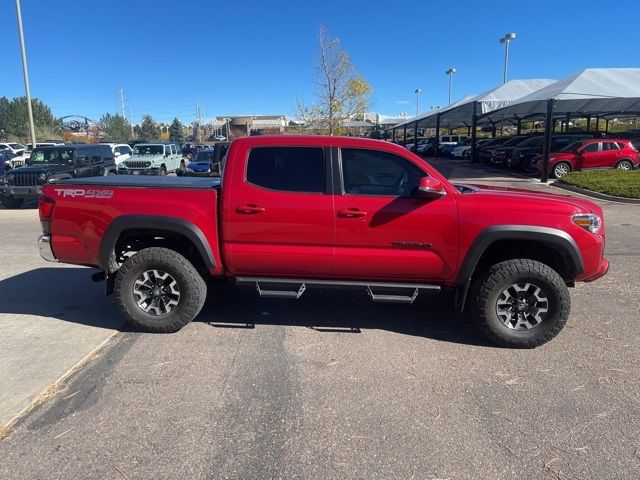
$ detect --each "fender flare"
[454,225,584,312]
[98,215,216,272]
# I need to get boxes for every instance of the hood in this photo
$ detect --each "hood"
[455,182,601,214]
[12,163,71,175]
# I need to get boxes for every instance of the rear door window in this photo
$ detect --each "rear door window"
[582,143,600,153]
[246,147,326,193]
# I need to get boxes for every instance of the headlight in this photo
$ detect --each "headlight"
[38,172,48,182]
[572,213,601,234]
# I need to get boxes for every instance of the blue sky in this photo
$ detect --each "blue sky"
[1,0,638,124]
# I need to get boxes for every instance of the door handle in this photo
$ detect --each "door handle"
[337,208,367,218]
[236,204,266,214]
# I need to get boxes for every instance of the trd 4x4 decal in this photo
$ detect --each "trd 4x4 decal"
[54,188,114,199]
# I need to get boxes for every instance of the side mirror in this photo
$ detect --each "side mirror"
[417,176,446,199]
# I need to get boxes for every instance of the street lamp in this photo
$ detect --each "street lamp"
[445,68,456,106]
[14,0,36,147]
[414,88,421,116]
[499,33,516,83]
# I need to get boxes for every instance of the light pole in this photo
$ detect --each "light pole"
[414,88,421,116]
[14,0,36,147]
[445,68,456,106]
[499,33,516,83]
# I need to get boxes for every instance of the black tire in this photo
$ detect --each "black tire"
[158,165,167,176]
[0,195,24,209]
[552,162,571,178]
[186,153,193,160]
[616,159,633,171]
[469,259,570,348]
[114,247,207,333]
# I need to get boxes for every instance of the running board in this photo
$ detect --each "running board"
[236,277,440,304]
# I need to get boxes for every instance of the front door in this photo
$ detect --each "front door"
[577,141,601,169]
[223,145,335,277]
[332,147,458,282]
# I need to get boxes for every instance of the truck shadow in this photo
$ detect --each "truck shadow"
[201,281,492,347]
[0,268,491,347]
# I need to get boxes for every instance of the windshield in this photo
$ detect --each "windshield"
[194,151,214,162]
[9,143,24,149]
[28,148,74,164]
[517,137,543,147]
[501,136,528,147]
[560,141,583,152]
[133,145,164,155]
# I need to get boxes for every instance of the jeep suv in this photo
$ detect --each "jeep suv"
[0,144,116,209]
[118,143,184,175]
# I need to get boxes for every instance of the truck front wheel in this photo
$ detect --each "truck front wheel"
[114,247,207,333]
[469,259,570,348]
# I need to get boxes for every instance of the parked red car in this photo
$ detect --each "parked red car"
[38,136,609,348]
[535,138,638,178]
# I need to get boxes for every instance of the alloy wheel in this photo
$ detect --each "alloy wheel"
[554,163,570,178]
[495,282,549,330]
[133,269,181,316]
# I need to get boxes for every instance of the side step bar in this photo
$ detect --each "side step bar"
[236,277,440,305]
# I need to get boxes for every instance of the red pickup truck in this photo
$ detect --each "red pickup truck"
[37,136,608,348]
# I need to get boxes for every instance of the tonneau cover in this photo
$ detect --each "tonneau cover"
[57,175,221,189]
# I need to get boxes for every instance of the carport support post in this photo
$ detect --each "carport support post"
[541,99,555,183]
[586,115,591,132]
[516,117,522,135]
[565,113,570,132]
[470,101,478,163]
[412,121,419,153]
[403,124,407,146]
[434,113,441,159]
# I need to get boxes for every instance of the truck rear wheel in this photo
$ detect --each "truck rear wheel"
[469,259,570,348]
[0,195,24,209]
[114,247,207,333]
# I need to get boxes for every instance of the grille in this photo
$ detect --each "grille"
[10,172,42,186]
[124,160,151,169]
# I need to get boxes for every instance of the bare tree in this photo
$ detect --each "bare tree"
[296,26,372,135]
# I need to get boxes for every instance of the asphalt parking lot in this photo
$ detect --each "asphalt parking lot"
[1,160,639,479]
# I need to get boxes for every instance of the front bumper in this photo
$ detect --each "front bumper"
[583,258,609,282]
[117,167,159,175]
[0,184,42,198]
[38,234,58,262]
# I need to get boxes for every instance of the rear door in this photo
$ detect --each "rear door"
[332,147,458,282]
[222,144,335,276]
[601,141,623,167]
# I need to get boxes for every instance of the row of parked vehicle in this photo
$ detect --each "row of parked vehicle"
[405,131,640,178]
[0,140,230,209]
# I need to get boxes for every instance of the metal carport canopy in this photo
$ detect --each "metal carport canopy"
[481,68,640,182]
[394,79,556,129]
[484,68,640,120]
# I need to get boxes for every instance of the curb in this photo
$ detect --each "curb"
[551,182,640,204]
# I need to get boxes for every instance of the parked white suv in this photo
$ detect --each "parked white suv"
[101,143,133,164]
[0,143,26,155]
[8,142,63,168]
[439,135,468,146]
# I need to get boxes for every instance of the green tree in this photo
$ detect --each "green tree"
[295,26,372,135]
[169,117,183,143]
[139,114,160,141]
[2,96,62,142]
[99,113,131,142]
[0,97,10,139]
